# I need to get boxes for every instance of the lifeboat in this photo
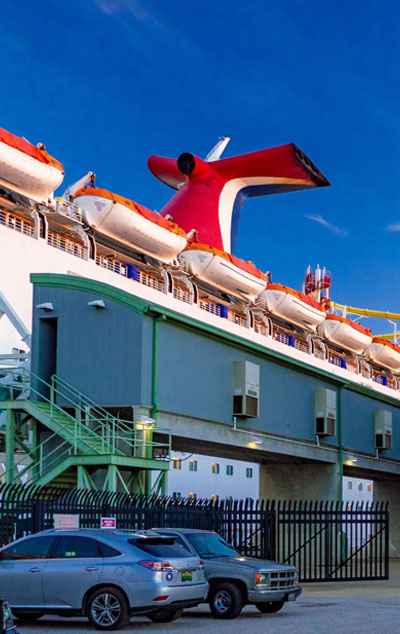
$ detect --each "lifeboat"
[179,243,266,301]
[259,283,326,331]
[0,126,64,202]
[73,187,187,264]
[367,338,400,372]
[322,314,372,354]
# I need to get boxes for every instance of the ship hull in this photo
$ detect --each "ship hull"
[0,141,63,202]
[180,249,266,300]
[75,194,187,264]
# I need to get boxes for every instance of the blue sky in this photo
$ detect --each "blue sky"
[1,0,400,333]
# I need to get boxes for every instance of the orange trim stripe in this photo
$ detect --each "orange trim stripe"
[326,314,372,337]
[74,187,187,238]
[266,283,326,312]
[184,242,266,280]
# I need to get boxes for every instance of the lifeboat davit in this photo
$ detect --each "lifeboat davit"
[74,187,187,264]
[367,338,400,372]
[322,314,372,354]
[259,283,326,331]
[179,243,266,301]
[0,126,64,202]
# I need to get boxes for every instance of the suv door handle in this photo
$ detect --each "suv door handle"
[28,567,41,573]
[85,566,100,572]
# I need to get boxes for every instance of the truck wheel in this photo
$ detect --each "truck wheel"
[209,582,244,619]
[147,608,183,622]
[86,587,130,630]
[255,600,285,613]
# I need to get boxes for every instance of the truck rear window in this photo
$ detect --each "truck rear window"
[129,538,190,558]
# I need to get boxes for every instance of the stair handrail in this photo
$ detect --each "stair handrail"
[51,374,140,434]
[51,374,172,445]
[23,370,117,453]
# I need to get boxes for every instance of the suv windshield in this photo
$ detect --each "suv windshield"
[186,533,240,558]
[130,538,190,558]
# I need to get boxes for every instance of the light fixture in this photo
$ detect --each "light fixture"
[88,299,106,309]
[137,416,155,426]
[36,302,54,311]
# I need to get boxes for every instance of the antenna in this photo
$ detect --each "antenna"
[304,264,331,308]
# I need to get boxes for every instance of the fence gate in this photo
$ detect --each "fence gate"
[276,500,389,582]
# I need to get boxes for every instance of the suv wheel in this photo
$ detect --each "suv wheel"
[147,608,183,622]
[86,587,130,630]
[255,600,285,613]
[209,582,244,619]
[12,611,44,623]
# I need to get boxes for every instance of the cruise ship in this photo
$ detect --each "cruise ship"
[1,124,400,404]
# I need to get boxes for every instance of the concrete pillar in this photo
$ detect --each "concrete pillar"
[260,462,339,501]
[374,478,400,558]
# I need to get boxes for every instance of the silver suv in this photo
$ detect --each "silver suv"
[156,529,301,618]
[0,529,208,630]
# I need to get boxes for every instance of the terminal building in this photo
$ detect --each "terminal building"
[0,127,399,557]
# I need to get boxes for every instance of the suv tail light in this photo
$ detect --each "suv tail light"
[199,560,204,570]
[139,561,174,572]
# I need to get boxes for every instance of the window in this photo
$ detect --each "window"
[131,538,189,558]
[52,536,102,559]
[212,463,220,474]
[186,533,240,558]
[98,542,122,558]
[367,484,372,492]
[358,482,363,491]
[246,467,253,478]
[173,458,182,470]
[226,465,233,476]
[348,481,353,490]
[0,536,56,560]
[189,460,198,472]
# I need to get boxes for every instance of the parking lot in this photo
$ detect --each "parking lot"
[16,562,400,634]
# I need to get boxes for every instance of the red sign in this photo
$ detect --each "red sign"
[101,517,116,529]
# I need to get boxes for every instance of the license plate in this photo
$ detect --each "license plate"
[288,593,297,601]
[181,571,192,582]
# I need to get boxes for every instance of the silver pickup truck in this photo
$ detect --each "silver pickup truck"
[155,528,301,619]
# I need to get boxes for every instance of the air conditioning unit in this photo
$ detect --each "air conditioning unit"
[375,410,392,450]
[315,388,336,436]
[233,361,260,418]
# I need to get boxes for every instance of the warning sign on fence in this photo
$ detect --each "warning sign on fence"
[54,514,80,529]
[100,517,117,529]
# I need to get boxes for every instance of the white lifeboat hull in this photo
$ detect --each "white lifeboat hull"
[322,319,372,354]
[0,141,64,202]
[260,288,325,331]
[75,195,187,264]
[367,342,400,372]
[180,249,266,301]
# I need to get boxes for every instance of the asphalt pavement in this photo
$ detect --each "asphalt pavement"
[16,561,400,634]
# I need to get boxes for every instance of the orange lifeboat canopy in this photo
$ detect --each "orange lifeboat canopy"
[180,242,266,301]
[0,126,64,201]
[259,282,326,331]
[73,185,187,264]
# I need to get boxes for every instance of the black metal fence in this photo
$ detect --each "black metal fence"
[0,485,388,582]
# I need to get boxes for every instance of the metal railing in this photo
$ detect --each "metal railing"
[1,371,171,485]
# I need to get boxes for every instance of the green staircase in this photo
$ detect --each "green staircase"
[1,372,171,493]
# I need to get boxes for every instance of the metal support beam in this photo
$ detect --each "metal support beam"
[5,409,16,483]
